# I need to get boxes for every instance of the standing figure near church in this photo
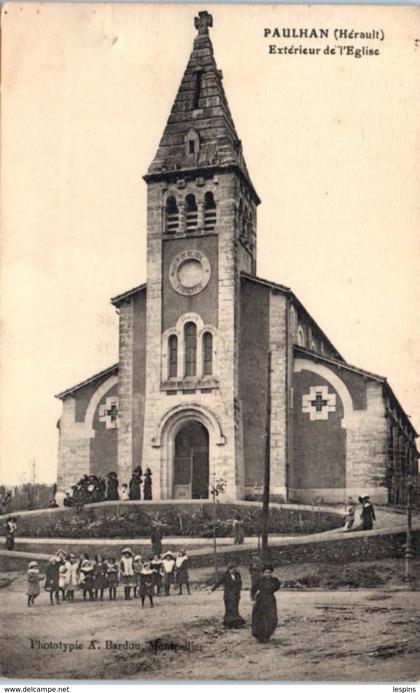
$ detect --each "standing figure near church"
[133,554,143,598]
[251,564,280,643]
[0,489,12,515]
[150,554,162,595]
[93,555,108,601]
[249,554,263,590]
[343,497,356,531]
[143,468,152,500]
[211,563,245,629]
[129,471,141,501]
[106,472,119,501]
[161,552,176,596]
[150,521,162,556]
[359,496,376,530]
[120,548,135,600]
[26,560,43,607]
[45,557,60,606]
[175,549,190,595]
[232,514,244,545]
[65,554,79,601]
[4,517,17,551]
[106,557,119,601]
[98,477,106,502]
[120,483,130,501]
[139,561,154,608]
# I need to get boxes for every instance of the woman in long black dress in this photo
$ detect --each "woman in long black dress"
[251,564,280,642]
[212,563,245,629]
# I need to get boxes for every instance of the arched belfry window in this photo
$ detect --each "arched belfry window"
[166,196,179,233]
[184,322,197,376]
[204,192,217,231]
[185,194,198,233]
[203,332,213,375]
[168,334,178,378]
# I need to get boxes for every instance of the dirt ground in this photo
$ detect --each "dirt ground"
[0,562,419,682]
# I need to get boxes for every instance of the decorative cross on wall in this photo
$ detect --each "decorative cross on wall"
[99,396,119,429]
[302,386,336,421]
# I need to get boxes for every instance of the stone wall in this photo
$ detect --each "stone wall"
[269,291,288,499]
[57,370,118,491]
[117,300,134,483]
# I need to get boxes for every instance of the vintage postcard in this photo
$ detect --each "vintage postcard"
[0,2,419,684]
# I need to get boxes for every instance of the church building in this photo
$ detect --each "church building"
[56,11,417,505]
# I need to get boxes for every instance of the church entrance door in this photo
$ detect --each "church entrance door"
[173,421,209,499]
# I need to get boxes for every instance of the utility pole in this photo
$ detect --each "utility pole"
[261,350,271,561]
[211,475,226,579]
[404,471,414,585]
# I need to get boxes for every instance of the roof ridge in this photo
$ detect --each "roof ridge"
[55,364,119,400]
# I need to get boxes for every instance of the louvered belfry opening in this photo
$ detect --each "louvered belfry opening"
[166,195,179,233]
[185,193,198,232]
[204,191,216,231]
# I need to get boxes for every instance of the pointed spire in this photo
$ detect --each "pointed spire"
[146,11,259,202]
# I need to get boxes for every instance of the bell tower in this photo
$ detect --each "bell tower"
[141,11,260,500]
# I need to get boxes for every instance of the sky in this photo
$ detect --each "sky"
[1,3,419,485]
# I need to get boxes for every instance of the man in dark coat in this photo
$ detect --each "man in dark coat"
[359,496,376,530]
[212,563,245,629]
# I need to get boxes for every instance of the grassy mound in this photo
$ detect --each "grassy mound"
[2,501,342,539]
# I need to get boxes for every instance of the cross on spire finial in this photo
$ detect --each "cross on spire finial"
[194,10,213,36]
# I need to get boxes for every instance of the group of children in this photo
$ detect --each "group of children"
[26,548,190,608]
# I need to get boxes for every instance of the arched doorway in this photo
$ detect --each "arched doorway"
[173,421,209,499]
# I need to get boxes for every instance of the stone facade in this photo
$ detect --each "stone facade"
[55,11,417,503]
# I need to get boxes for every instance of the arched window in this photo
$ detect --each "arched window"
[185,194,198,232]
[184,322,197,376]
[166,196,179,233]
[204,191,217,231]
[168,334,178,378]
[297,326,305,347]
[203,332,213,375]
